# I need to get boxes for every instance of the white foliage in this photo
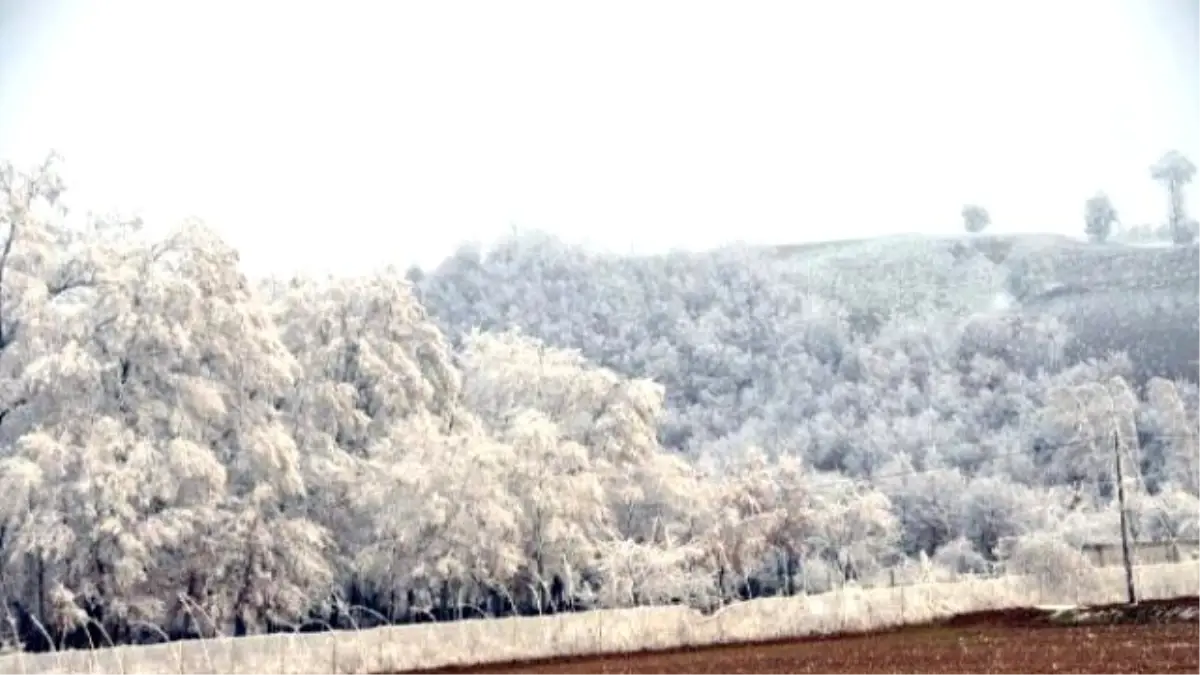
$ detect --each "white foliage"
[1,159,1196,658]
[460,329,666,464]
[594,539,713,609]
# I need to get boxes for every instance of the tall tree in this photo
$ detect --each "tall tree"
[1150,150,1197,245]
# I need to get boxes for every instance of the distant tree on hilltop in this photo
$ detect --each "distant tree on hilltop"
[1150,150,1197,245]
[962,205,990,234]
[1084,192,1117,243]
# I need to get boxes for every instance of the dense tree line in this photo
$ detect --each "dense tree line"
[0,157,1196,653]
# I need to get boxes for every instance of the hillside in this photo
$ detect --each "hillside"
[419,226,1200,478]
[420,232,1199,407]
[772,230,1200,379]
[769,233,1199,382]
[1004,241,1199,381]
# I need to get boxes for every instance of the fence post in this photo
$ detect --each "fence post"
[1114,431,1137,604]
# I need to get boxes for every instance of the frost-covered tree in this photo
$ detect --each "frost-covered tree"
[264,271,471,608]
[0,421,189,638]
[1033,378,1140,500]
[1151,150,1197,245]
[931,536,990,576]
[998,531,1093,587]
[762,455,822,595]
[701,448,780,599]
[887,468,967,556]
[960,478,1047,559]
[805,477,899,580]
[1136,488,1200,556]
[496,410,609,611]
[1140,377,1199,494]
[594,539,713,609]
[271,272,462,457]
[0,222,333,639]
[1084,192,1117,243]
[353,412,523,620]
[962,204,991,234]
[459,329,666,467]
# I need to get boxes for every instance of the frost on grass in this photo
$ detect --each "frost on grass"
[0,156,1196,666]
[2,562,1195,674]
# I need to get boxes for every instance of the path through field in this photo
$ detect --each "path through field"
[416,597,1200,674]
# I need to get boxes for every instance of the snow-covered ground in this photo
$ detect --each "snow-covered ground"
[1,562,1193,675]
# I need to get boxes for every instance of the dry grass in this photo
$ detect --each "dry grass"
[1,562,1195,674]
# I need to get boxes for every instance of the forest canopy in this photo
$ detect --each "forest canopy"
[0,156,1196,651]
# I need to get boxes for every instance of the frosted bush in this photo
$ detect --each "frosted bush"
[999,532,1096,589]
[932,537,990,577]
[796,558,841,594]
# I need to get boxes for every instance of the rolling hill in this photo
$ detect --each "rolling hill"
[773,234,1199,383]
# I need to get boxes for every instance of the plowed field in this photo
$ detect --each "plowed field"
[415,597,1200,674]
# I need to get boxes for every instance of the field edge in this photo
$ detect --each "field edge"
[403,595,1200,675]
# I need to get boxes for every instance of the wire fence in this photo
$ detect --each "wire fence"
[1,561,1194,674]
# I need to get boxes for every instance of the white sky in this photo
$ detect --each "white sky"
[0,0,1197,277]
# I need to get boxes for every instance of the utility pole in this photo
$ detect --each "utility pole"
[1114,431,1137,604]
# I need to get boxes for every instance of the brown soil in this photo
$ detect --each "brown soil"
[410,597,1200,674]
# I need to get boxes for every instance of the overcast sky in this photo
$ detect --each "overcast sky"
[0,0,1197,276]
